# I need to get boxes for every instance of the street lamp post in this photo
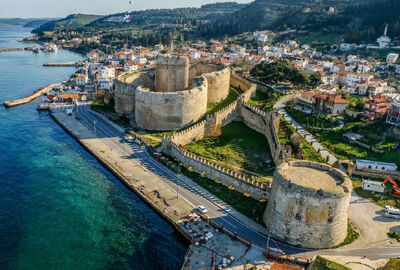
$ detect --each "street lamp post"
[93,120,97,136]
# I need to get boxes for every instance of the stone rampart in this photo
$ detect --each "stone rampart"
[161,92,289,199]
[230,73,257,101]
[163,140,270,200]
[135,80,208,131]
[170,121,207,146]
[190,63,230,103]
[114,72,154,115]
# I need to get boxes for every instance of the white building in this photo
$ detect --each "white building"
[190,51,202,59]
[377,25,391,48]
[356,159,398,172]
[97,80,111,91]
[75,73,88,86]
[253,31,268,43]
[362,180,385,193]
[124,61,138,73]
[135,57,147,65]
[387,96,400,126]
[87,50,99,62]
[387,53,399,64]
[99,67,115,80]
[340,43,356,51]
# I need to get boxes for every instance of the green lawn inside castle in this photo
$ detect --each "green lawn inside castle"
[184,121,274,182]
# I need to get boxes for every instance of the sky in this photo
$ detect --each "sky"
[0,0,252,18]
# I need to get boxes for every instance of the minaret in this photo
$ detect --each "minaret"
[170,40,174,53]
[384,24,388,36]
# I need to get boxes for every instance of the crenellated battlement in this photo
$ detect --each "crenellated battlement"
[170,141,271,193]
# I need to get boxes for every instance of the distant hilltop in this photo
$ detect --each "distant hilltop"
[0,18,55,28]
[32,14,103,34]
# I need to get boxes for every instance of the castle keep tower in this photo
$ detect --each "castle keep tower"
[155,55,189,92]
[264,160,352,249]
[114,54,231,130]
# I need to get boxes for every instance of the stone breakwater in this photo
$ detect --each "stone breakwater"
[4,83,61,108]
[0,47,34,53]
[43,62,82,67]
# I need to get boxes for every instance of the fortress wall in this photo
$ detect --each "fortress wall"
[203,69,231,103]
[170,121,207,146]
[162,140,270,200]
[135,81,208,131]
[238,101,288,165]
[155,55,189,92]
[114,72,155,115]
[189,63,230,103]
[230,73,257,101]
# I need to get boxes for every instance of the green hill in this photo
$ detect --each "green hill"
[87,2,246,29]
[32,14,103,33]
[0,18,53,28]
[198,0,371,38]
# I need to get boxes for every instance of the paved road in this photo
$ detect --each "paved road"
[71,104,310,256]
[53,103,400,260]
[273,95,337,165]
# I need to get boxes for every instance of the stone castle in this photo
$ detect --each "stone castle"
[116,56,353,249]
[114,55,230,131]
[264,160,352,249]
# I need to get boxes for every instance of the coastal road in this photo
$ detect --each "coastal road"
[71,104,309,255]
[62,103,400,260]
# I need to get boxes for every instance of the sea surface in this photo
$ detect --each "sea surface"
[0,26,187,269]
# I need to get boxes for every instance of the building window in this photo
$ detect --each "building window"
[327,217,333,223]
[295,213,301,221]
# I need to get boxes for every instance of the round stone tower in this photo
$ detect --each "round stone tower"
[264,160,352,249]
[155,55,189,92]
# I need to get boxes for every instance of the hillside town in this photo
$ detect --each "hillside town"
[15,23,400,269]
[4,2,400,269]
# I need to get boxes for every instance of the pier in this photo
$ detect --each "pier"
[0,47,34,53]
[43,62,83,67]
[4,83,61,108]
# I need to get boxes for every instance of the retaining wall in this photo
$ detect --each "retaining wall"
[164,140,270,200]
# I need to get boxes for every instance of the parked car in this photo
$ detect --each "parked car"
[196,205,208,214]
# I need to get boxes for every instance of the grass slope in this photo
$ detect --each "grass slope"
[185,121,274,179]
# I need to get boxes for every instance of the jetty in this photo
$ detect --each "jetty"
[0,47,34,53]
[43,62,83,67]
[4,83,61,108]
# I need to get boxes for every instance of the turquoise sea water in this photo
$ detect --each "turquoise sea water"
[0,26,187,269]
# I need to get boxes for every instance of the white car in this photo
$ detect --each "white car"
[196,205,208,214]
[125,136,134,143]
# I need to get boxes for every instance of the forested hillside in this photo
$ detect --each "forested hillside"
[198,0,369,38]
[0,18,52,28]
[32,3,246,34]
[32,14,104,33]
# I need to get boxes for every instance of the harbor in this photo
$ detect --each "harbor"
[3,83,62,108]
